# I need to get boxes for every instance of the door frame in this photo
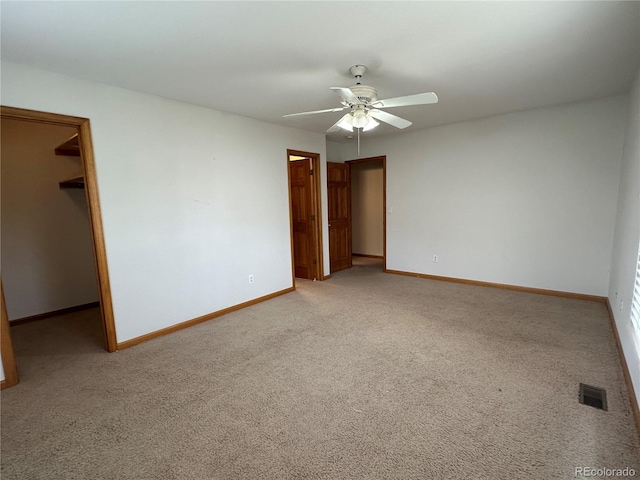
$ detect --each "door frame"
[345,156,387,271]
[1,106,118,362]
[1,281,18,389]
[287,149,324,283]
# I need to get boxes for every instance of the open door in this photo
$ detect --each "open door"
[327,162,351,273]
[287,150,323,282]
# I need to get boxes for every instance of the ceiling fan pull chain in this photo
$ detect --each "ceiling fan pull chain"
[357,127,361,156]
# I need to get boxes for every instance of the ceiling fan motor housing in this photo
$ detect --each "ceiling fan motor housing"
[349,84,378,105]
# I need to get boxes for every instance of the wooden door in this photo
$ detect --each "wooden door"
[328,162,352,273]
[289,159,317,280]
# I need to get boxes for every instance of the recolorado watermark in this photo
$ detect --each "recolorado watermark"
[575,466,637,477]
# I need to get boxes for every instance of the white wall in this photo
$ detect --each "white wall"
[351,162,384,256]
[326,140,344,163]
[341,96,627,296]
[1,120,99,319]
[0,62,328,343]
[608,68,640,406]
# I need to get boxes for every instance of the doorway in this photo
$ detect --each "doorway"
[346,156,387,271]
[287,150,323,282]
[1,107,117,389]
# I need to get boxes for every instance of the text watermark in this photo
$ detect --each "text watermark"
[575,467,637,478]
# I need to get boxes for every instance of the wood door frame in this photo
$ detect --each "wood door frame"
[1,281,18,389]
[345,156,387,271]
[1,106,118,360]
[287,149,324,283]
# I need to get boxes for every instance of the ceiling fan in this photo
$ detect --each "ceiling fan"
[283,65,438,137]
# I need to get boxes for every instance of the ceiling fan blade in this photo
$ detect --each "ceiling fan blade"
[283,107,346,118]
[327,113,353,133]
[330,87,361,106]
[373,92,438,109]
[369,109,412,129]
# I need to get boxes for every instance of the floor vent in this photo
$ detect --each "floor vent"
[579,383,608,411]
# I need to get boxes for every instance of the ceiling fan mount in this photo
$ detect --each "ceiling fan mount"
[340,65,378,105]
[349,64,367,80]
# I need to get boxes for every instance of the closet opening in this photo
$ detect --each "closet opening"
[1,107,116,390]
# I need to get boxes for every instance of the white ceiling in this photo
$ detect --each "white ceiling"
[2,1,639,142]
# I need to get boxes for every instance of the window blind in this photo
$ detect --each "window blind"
[631,244,640,336]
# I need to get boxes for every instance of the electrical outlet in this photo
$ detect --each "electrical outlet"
[620,300,623,312]
[248,274,254,284]
[433,255,438,263]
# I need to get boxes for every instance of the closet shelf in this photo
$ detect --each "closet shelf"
[55,134,83,189]
[59,176,85,189]
[54,133,80,157]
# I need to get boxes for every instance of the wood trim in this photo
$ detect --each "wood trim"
[353,253,384,259]
[346,157,384,165]
[312,155,325,281]
[346,156,386,271]
[1,282,19,389]
[287,149,324,282]
[605,299,640,440]
[78,119,117,352]
[1,106,118,352]
[323,274,332,280]
[10,302,100,326]
[286,152,296,287]
[382,157,386,271]
[117,286,295,350]
[384,269,607,303]
[1,106,87,127]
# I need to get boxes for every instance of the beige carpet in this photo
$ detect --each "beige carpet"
[2,258,639,479]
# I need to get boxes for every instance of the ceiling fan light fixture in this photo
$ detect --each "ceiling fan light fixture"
[337,116,354,132]
[351,109,369,129]
[363,118,379,132]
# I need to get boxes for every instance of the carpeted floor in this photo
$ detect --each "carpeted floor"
[1,258,639,479]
